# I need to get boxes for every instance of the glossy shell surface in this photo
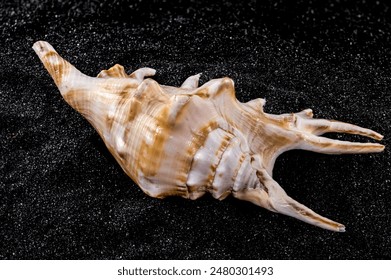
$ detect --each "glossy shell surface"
[33,41,384,232]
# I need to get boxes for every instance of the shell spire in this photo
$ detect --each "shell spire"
[33,41,385,232]
[33,41,86,90]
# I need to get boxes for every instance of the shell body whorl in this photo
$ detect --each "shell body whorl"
[33,41,385,232]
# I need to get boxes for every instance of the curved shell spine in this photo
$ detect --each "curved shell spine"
[33,41,385,232]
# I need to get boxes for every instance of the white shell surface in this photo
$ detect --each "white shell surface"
[33,41,385,232]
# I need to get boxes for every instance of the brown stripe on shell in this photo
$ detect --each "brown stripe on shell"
[209,133,234,192]
[186,121,219,156]
[97,64,128,78]
[99,78,139,95]
[187,185,207,200]
[124,79,173,176]
[136,106,171,177]
[125,98,142,124]
[255,170,269,194]
[232,153,246,187]
[182,121,220,194]
[42,50,70,86]
[109,83,140,130]
[61,88,95,117]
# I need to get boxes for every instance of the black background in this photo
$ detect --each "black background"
[0,0,390,259]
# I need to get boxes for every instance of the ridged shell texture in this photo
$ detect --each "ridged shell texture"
[33,41,385,231]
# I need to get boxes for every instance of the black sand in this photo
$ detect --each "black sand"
[0,0,390,259]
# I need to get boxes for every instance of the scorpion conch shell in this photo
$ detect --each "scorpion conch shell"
[33,41,385,232]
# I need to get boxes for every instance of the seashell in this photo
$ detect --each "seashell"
[33,41,385,232]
